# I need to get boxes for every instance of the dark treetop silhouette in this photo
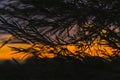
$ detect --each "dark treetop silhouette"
[0,1,120,80]
[0,0,120,49]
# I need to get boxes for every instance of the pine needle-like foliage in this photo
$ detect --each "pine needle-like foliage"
[0,0,120,58]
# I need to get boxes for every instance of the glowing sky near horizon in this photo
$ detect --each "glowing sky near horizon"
[0,33,117,60]
[0,0,120,60]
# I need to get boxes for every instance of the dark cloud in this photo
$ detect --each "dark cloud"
[0,0,18,6]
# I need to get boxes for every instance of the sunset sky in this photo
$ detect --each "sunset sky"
[0,0,120,60]
[0,33,117,60]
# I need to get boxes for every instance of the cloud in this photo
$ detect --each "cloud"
[0,0,18,9]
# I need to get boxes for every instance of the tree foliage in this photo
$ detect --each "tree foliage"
[0,0,120,49]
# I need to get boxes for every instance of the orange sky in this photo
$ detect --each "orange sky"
[0,40,116,60]
[0,33,118,60]
[0,43,32,60]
